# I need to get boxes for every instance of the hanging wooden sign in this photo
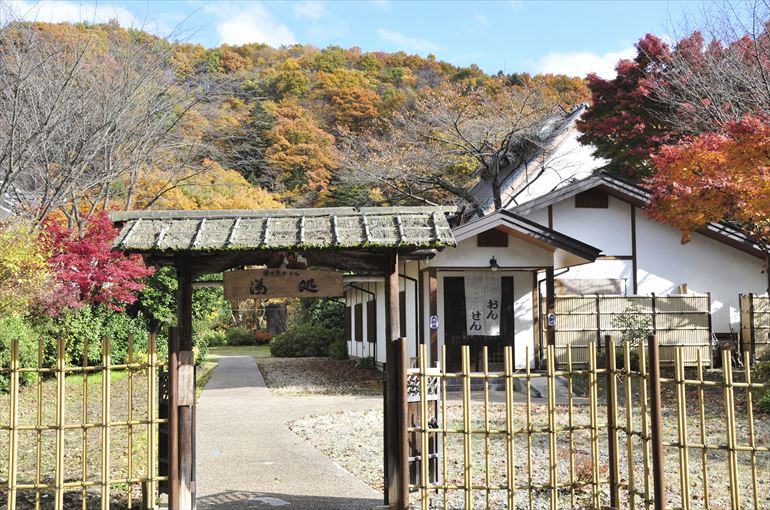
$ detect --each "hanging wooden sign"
[223,268,344,300]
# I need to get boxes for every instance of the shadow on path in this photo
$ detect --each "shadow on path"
[197,490,381,510]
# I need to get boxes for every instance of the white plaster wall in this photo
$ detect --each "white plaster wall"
[557,259,633,293]
[512,271,536,368]
[635,213,766,333]
[430,234,553,269]
[550,196,632,256]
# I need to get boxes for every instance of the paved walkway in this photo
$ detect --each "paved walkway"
[195,356,383,510]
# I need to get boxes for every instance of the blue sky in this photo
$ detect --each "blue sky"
[9,1,702,78]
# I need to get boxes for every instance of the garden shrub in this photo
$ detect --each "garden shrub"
[353,356,376,370]
[328,337,348,360]
[226,326,254,345]
[0,315,38,392]
[203,330,227,347]
[298,298,345,330]
[270,323,343,357]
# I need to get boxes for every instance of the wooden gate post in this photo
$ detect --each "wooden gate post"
[384,250,408,510]
[647,335,666,510]
[176,255,195,510]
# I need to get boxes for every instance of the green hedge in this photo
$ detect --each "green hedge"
[270,323,344,357]
[0,316,37,392]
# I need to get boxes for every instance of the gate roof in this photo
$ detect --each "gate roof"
[110,207,458,274]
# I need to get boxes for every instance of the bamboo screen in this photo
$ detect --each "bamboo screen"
[543,294,712,366]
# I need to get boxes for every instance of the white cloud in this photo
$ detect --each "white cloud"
[377,28,445,53]
[293,1,327,20]
[371,0,391,9]
[213,2,296,46]
[535,47,636,79]
[7,1,138,27]
[473,13,488,26]
[6,1,190,40]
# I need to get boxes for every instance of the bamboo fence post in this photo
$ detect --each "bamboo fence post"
[461,345,472,510]
[440,344,448,510]
[674,348,690,509]
[525,346,534,510]
[82,337,89,510]
[54,337,66,510]
[606,336,620,508]
[101,337,111,510]
[546,344,557,510]
[638,341,652,510]
[504,345,515,510]
[35,338,43,510]
[7,339,19,510]
[721,349,740,510]
[623,341,636,509]
[146,332,158,510]
[419,343,429,510]
[696,350,710,507]
[647,335,665,510]
[127,336,134,509]
[567,345,576,508]
[742,349,759,509]
[588,341,600,508]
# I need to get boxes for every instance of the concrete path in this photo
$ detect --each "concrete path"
[195,356,383,510]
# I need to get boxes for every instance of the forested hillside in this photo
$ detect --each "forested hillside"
[0,21,588,220]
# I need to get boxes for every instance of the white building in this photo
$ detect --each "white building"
[345,107,767,369]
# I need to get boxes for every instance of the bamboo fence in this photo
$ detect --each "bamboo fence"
[0,335,167,509]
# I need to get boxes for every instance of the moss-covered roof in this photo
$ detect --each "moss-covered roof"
[110,207,458,253]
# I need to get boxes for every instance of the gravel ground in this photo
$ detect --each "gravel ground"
[290,376,770,510]
[257,357,383,396]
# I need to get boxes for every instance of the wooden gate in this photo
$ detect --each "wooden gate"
[0,334,166,509]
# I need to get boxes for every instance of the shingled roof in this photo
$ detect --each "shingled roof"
[110,207,458,253]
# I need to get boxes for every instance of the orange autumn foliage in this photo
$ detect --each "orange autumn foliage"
[133,160,283,210]
[646,115,770,245]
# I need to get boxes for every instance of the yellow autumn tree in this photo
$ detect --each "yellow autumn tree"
[265,101,338,195]
[132,160,283,210]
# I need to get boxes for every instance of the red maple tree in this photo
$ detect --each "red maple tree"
[577,34,678,180]
[41,211,154,310]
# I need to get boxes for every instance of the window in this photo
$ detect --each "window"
[575,189,609,208]
[477,229,508,247]
[366,300,377,342]
[344,306,352,341]
[399,291,407,338]
[354,303,364,342]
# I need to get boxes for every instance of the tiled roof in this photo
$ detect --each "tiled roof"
[110,207,458,252]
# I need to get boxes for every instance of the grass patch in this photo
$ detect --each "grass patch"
[209,344,271,359]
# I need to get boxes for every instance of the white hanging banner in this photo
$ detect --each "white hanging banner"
[464,271,501,336]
